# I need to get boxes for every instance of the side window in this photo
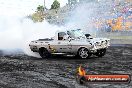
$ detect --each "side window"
[58,32,66,40]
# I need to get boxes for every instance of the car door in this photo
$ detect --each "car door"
[68,40,79,53]
[57,40,72,53]
[56,32,72,53]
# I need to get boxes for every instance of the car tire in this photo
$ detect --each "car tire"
[39,48,51,59]
[95,48,106,57]
[78,48,91,59]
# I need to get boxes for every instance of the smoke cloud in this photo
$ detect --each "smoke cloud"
[0,15,63,57]
[66,1,112,35]
[0,0,127,57]
[0,0,66,57]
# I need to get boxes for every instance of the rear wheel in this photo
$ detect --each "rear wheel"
[78,48,91,59]
[95,48,106,57]
[39,48,51,59]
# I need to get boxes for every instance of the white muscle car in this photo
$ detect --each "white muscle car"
[29,29,110,59]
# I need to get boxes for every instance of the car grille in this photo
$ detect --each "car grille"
[95,40,110,48]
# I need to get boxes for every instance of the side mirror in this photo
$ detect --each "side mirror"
[68,36,74,42]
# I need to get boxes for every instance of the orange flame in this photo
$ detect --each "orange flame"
[78,66,86,76]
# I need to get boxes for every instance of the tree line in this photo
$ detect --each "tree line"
[37,0,60,12]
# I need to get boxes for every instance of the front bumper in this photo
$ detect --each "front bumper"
[29,45,38,52]
[89,41,110,53]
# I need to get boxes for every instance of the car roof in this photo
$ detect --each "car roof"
[56,29,81,33]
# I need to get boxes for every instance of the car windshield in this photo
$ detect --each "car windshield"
[70,29,86,39]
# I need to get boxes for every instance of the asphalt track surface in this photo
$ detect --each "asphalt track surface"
[0,45,132,88]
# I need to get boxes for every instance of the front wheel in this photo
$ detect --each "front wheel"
[78,48,92,59]
[95,48,106,57]
[39,48,51,59]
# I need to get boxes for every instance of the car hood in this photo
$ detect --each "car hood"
[87,38,110,44]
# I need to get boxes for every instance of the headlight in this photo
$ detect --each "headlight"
[32,46,37,49]
[96,42,101,46]
[90,45,94,49]
[105,40,107,45]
